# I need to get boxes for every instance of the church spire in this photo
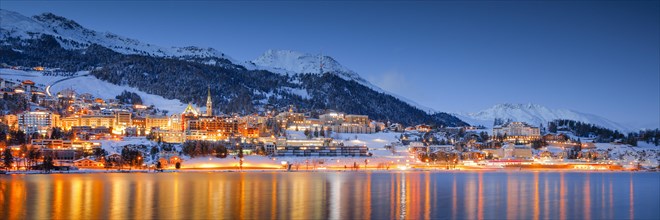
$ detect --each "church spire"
[206,85,212,116]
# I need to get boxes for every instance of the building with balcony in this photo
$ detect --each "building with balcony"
[146,115,170,131]
[115,111,132,127]
[18,111,59,136]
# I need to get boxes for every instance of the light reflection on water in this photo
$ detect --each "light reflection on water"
[1,171,658,219]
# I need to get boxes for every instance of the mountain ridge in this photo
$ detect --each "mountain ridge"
[454,103,632,132]
[0,9,234,60]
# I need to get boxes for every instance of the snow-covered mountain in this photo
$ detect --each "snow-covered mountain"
[250,49,361,81]
[0,9,232,60]
[455,103,632,132]
[0,9,464,126]
[248,49,436,113]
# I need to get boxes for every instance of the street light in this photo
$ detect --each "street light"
[22,153,26,170]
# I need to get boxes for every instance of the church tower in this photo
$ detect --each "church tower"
[206,85,213,116]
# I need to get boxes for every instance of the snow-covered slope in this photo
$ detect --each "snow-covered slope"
[249,49,436,113]
[0,9,232,60]
[0,68,188,114]
[455,103,632,132]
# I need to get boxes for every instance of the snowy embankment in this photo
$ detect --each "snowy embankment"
[0,68,188,114]
[93,137,155,155]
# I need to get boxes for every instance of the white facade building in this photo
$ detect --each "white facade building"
[493,122,541,143]
[18,111,58,135]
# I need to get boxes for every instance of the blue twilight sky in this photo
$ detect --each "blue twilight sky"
[1,1,659,128]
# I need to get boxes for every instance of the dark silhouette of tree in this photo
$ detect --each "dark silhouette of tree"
[237,145,244,159]
[115,90,143,105]
[50,127,64,139]
[2,148,14,170]
[43,156,55,173]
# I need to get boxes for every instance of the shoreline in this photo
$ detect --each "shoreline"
[2,167,656,175]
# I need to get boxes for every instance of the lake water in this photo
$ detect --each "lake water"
[1,171,658,219]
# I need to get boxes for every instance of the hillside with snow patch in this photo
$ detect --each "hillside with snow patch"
[0,68,188,114]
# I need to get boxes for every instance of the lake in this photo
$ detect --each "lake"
[1,171,658,219]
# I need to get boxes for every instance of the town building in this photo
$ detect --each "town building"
[115,111,132,127]
[2,114,18,130]
[319,112,345,125]
[80,115,114,129]
[502,144,533,159]
[483,144,533,159]
[344,114,369,125]
[73,158,104,168]
[186,116,239,140]
[31,139,101,153]
[180,103,200,131]
[274,138,369,157]
[145,115,170,131]
[60,116,81,130]
[327,124,375,134]
[152,129,184,143]
[286,111,376,134]
[18,110,59,136]
[276,111,305,128]
[157,151,183,167]
[493,122,541,143]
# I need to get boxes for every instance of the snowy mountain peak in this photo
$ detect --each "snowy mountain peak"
[251,49,363,81]
[455,103,632,132]
[489,103,548,111]
[32,12,84,30]
[0,9,231,60]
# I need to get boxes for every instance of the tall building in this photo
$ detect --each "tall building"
[206,85,213,117]
[115,111,132,127]
[187,116,239,139]
[181,103,200,131]
[18,111,58,136]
